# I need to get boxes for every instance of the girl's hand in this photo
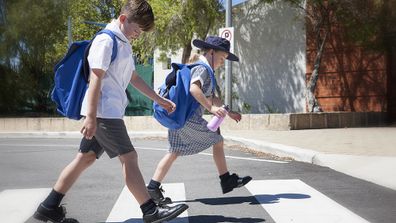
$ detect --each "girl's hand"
[209,105,228,118]
[228,111,242,123]
[157,97,176,114]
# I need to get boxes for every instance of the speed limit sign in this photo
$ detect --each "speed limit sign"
[219,27,234,53]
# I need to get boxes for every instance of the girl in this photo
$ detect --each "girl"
[147,36,252,205]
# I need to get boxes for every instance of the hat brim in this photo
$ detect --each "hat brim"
[192,39,239,62]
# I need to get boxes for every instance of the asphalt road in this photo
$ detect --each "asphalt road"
[0,137,395,223]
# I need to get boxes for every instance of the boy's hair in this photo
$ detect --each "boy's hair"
[121,0,154,32]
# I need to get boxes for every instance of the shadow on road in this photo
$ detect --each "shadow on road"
[180,193,311,205]
[103,215,265,223]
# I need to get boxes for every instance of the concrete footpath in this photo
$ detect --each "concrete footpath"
[222,127,396,191]
[1,126,395,191]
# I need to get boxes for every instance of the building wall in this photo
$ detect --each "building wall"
[388,42,396,122]
[232,0,306,113]
[152,1,391,115]
[306,26,388,113]
[307,47,388,112]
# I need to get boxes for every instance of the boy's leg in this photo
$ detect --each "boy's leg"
[213,140,252,194]
[34,151,97,223]
[54,151,97,193]
[147,153,178,205]
[118,151,188,223]
[119,150,151,204]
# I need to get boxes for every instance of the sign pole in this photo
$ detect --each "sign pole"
[225,0,232,109]
[67,16,72,47]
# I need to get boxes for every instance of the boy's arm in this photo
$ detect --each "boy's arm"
[190,82,227,118]
[130,70,175,113]
[81,68,105,139]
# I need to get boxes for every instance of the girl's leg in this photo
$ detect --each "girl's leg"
[152,152,178,182]
[212,140,228,175]
[54,151,97,194]
[212,140,253,194]
[147,152,178,205]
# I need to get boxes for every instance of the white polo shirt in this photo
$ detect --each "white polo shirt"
[80,20,135,119]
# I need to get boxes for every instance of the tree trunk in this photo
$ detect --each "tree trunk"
[306,30,328,112]
[181,40,192,64]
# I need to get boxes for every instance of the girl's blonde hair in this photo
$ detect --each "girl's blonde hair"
[188,53,201,64]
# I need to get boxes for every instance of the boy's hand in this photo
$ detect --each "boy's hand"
[157,97,176,114]
[228,111,242,123]
[81,116,96,139]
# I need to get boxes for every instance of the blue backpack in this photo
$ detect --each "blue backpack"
[153,62,216,129]
[51,29,118,120]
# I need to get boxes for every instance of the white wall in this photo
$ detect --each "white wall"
[231,0,306,113]
[153,49,183,92]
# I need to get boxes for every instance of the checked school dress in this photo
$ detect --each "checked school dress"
[168,58,223,156]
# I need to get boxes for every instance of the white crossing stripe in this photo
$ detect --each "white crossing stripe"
[0,188,51,223]
[106,183,188,223]
[245,180,370,223]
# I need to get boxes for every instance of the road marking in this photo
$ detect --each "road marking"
[0,144,287,164]
[0,144,77,147]
[245,180,370,223]
[106,183,188,223]
[0,188,51,223]
[135,147,288,164]
[199,152,288,163]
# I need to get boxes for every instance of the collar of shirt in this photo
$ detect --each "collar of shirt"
[105,20,129,43]
[199,55,210,67]
[199,55,215,74]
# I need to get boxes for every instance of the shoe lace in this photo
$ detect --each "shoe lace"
[59,204,80,223]
[158,186,165,193]
[54,204,67,217]
[231,173,239,179]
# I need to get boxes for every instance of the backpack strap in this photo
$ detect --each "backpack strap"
[192,62,217,94]
[83,29,122,82]
[95,29,119,63]
[162,62,216,97]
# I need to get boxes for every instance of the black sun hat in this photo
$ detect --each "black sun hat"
[192,36,239,62]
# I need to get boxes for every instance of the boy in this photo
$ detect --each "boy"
[147,36,252,205]
[33,1,188,222]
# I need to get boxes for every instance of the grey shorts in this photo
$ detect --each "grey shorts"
[79,118,135,159]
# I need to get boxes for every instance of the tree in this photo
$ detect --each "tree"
[0,0,67,115]
[67,0,124,41]
[134,0,224,64]
[284,0,338,112]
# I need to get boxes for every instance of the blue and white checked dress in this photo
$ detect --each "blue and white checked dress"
[168,62,223,156]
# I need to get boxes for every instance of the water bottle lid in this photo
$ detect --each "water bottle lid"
[223,105,230,111]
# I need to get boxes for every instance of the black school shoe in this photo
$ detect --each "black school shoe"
[33,203,79,223]
[147,186,172,205]
[221,173,252,194]
[143,203,189,223]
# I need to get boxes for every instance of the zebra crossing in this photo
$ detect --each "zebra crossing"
[0,188,51,223]
[0,180,370,223]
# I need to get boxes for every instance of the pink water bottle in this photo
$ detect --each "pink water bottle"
[207,105,229,132]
